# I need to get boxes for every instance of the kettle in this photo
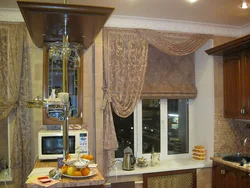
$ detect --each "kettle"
[123,146,136,171]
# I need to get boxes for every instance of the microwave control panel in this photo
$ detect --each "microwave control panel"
[79,133,88,154]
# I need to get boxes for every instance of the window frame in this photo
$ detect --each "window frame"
[115,99,193,160]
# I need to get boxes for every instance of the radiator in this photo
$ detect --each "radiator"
[143,169,196,188]
[147,173,194,188]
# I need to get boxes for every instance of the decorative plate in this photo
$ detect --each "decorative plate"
[62,168,98,178]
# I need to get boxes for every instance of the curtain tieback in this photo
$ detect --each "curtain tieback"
[101,87,112,110]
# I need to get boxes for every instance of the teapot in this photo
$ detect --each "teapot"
[123,146,136,171]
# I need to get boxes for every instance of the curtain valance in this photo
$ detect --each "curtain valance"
[135,29,212,56]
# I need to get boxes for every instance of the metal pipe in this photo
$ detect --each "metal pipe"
[62,104,69,160]
[62,35,68,92]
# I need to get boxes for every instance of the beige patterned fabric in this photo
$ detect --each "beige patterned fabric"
[136,29,212,56]
[141,45,197,99]
[102,27,211,176]
[0,23,23,119]
[0,22,31,187]
[103,28,148,176]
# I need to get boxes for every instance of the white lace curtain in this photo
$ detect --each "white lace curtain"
[102,27,212,176]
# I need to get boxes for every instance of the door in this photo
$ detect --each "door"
[223,53,243,119]
[212,164,224,188]
[224,171,237,188]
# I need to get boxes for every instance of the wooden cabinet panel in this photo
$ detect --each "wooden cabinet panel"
[212,162,250,188]
[242,49,250,119]
[223,53,242,118]
[223,49,250,119]
[224,171,237,188]
[212,164,223,188]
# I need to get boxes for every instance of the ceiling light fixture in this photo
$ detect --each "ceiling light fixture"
[241,2,249,9]
[187,0,197,3]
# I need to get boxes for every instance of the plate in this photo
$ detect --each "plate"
[62,168,98,178]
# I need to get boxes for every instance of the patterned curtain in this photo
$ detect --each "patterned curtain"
[0,22,31,187]
[0,24,23,119]
[103,28,148,176]
[102,27,212,176]
[135,29,212,56]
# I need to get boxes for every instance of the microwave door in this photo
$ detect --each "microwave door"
[42,136,75,155]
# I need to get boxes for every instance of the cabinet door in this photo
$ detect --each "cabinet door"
[43,45,83,124]
[224,171,237,188]
[223,53,243,119]
[242,49,250,119]
[212,164,224,188]
[237,176,250,188]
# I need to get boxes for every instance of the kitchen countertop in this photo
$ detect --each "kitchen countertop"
[26,160,105,188]
[210,156,250,173]
[109,157,211,177]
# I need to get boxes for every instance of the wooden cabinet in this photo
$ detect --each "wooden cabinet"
[206,34,250,119]
[212,162,250,188]
[223,49,250,119]
[42,45,83,125]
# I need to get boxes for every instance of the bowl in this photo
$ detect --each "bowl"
[63,158,77,166]
[222,154,250,163]
[73,159,90,169]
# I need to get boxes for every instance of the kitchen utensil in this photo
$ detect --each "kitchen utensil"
[123,146,136,171]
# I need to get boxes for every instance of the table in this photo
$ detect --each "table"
[26,160,105,188]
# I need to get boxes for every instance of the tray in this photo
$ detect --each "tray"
[62,168,98,178]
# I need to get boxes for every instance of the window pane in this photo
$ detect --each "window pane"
[112,110,134,158]
[168,99,189,155]
[142,99,160,153]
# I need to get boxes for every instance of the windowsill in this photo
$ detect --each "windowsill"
[109,157,212,177]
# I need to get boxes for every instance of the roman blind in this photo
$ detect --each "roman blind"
[141,44,196,99]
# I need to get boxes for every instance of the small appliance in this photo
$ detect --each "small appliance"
[38,129,88,160]
[122,146,136,171]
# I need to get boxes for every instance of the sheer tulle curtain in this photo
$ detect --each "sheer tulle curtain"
[0,22,31,187]
[103,28,148,176]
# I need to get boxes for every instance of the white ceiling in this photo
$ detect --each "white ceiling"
[1,0,250,27]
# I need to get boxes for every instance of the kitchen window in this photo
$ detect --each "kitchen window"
[113,99,189,159]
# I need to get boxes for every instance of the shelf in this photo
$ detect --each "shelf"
[17,1,114,49]
[205,34,250,56]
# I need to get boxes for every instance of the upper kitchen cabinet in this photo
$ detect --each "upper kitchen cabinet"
[206,35,250,119]
[17,1,114,49]
[43,45,83,124]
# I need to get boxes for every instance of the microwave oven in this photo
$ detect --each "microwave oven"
[38,129,88,160]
